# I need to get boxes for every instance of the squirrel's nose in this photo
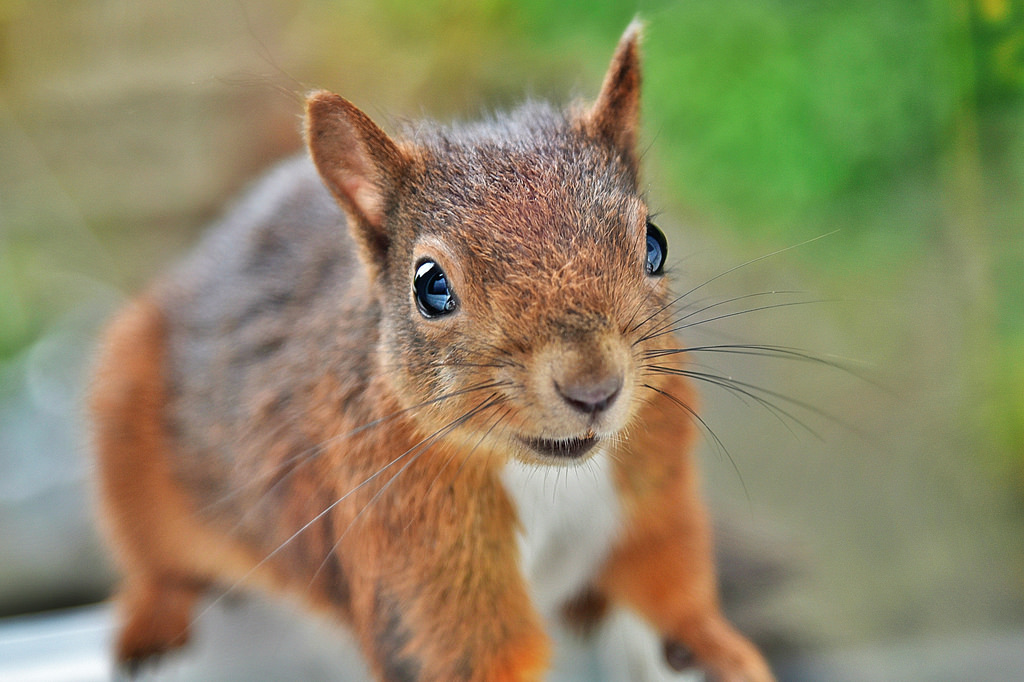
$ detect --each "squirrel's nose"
[555,374,623,416]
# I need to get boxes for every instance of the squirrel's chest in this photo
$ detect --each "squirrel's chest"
[501,452,623,618]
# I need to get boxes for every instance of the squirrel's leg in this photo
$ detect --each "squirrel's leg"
[92,297,269,674]
[113,575,205,672]
[336,463,550,682]
[90,298,205,672]
[599,375,775,682]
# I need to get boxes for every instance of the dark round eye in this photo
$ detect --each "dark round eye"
[413,259,457,318]
[645,219,668,276]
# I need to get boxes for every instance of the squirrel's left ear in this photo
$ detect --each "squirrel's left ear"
[583,20,643,165]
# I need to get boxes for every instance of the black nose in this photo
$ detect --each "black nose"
[555,375,622,415]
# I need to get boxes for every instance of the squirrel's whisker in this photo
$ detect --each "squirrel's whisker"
[642,298,834,344]
[451,406,518,490]
[307,395,505,585]
[422,403,512,503]
[194,393,503,629]
[629,231,838,336]
[643,343,879,383]
[196,379,511,517]
[640,383,749,503]
[633,290,807,346]
[643,365,822,440]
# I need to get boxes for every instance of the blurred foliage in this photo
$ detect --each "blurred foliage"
[974,0,1024,102]
[648,2,954,235]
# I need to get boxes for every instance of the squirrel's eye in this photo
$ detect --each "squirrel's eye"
[414,259,457,318]
[645,219,668,276]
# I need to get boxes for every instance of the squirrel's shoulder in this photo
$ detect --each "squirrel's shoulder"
[151,155,366,399]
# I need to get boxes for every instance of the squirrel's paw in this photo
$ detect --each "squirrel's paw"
[113,579,199,674]
[663,618,775,682]
[477,629,550,682]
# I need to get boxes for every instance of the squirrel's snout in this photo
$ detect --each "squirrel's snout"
[555,374,622,416]
[532,331,634,434]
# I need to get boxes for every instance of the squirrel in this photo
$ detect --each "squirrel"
[89,21,775,682]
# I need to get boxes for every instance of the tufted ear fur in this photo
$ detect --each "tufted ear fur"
[306,91,407,275]
[584,20,643,165]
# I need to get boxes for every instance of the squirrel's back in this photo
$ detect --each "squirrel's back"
[147,157,377,515]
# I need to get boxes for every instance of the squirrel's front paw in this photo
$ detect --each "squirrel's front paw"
[663,618,775,682]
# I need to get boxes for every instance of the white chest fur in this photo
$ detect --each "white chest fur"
[500,450,623,619]
[502,454,697,682]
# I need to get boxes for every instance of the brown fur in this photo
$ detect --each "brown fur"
[89,23,773,682]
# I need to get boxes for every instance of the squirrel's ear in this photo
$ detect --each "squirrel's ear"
[306,91,406,269]
[583,20,643,162]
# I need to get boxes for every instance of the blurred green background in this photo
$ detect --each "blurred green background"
[1,0,1023,674]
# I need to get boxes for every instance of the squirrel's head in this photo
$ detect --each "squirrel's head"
[307,22,677,465]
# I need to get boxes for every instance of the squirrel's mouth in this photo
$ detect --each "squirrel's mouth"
[521,433,599,460]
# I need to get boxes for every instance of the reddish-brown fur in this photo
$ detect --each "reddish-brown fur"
[90,22,774,682]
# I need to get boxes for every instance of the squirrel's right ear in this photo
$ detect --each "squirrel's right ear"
[582,20,643,168]
[306,91,407,272]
